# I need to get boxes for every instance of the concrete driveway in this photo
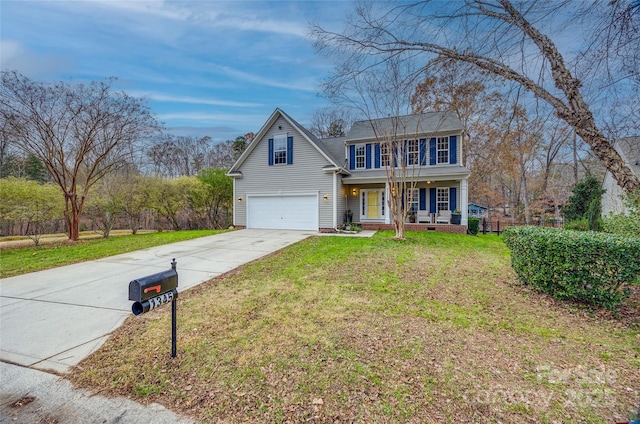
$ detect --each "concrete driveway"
[0,229,312,373]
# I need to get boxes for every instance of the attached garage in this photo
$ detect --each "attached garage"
[247,194,318,231]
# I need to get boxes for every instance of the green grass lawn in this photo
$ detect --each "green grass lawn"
[69,231,640,423]
[0,230,224,278]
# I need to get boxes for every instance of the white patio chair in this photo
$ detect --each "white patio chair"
[417,211,432,223]
[435,210,451,224]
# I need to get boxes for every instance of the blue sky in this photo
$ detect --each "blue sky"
[1,0,352,141]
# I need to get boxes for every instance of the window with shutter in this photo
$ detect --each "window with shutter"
[407,139,419,165]
[273,136,287,165]
[380,143,390,167]
[436,187,450,211]
[355,144,365,169]
[437,136,450,165]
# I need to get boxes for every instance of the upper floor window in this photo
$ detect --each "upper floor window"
[273,136,287,165]
[437,136,449,164]
[436,137,449,163]
[407,139,419,165]
[355,144,366,169]
[380,143,390,167]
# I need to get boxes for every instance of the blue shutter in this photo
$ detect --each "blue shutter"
[374,143,381,168]
[419,138,427,165]
[393,144,398,167]
[287,136,293,165]
[429,138,436,165]
[430,188,436,214]
[349,145,355,170]
[365,143,372,169]
[419,188,426,211]
[450,135,457,164]
[450,187,457,211]
[268,138,274,166]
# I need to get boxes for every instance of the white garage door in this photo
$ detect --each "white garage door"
[247,195,318,231]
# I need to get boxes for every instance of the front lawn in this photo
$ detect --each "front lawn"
[0,230,224,278]
[70,231,640,423]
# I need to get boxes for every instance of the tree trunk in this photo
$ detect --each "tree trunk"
[521,171,530,225]
[572,132,578,185]
[63,193,83,241]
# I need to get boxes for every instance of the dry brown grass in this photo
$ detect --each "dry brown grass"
[69,232,640,423]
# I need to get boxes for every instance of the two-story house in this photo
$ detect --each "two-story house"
[227,108,470,232]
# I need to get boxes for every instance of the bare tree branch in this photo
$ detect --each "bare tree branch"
[312,0,640,196]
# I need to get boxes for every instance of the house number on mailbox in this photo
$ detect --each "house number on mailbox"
[128,259,179,358]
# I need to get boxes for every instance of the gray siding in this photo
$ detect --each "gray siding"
[235,116,336,229]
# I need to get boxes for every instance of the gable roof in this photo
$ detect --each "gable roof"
[468,203,488,211]
[228,108,347,174]
[346,111,463,142]
[316,136,347,168]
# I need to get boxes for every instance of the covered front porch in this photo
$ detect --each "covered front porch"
[342,177,469,232]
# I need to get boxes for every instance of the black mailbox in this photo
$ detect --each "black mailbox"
[128,259,180,357]
[128,268,178,303]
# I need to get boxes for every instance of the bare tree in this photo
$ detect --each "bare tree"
[146,134,215,177]
[309,106,358,139]
[312,0,640,198]
[411,58,502,167]
[147,136,241,177]
[207,140,239,169]
[0,71,160,241]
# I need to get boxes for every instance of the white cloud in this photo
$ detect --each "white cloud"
[88,0,191,21]
[199,12,308,38]
[1,40,22,61]
[128,90,263,108]
[0,40,74,77]
[158,112,266,126]
[58,0,309,39]
[209,64,318,92]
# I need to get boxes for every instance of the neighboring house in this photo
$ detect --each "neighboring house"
[601,136,640,216]
[227,108,470,232]
[468,203,488,218]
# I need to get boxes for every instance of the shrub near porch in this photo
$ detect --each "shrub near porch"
[70,232,640,423]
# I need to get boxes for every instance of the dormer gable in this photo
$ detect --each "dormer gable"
[228,108,347,176]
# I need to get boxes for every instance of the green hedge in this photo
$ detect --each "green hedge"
[503,226,640,309]
[468,217,480,235]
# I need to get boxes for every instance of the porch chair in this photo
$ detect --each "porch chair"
[435,210,451,224]
[417,211,432,223]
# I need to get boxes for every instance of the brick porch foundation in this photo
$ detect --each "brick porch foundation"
[359,222,468,234]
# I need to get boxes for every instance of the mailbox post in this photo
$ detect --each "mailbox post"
[129,259,179,357]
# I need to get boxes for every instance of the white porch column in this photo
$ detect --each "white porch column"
[332,172,338,229]
[460,178,469,226]
[384,181,391,224]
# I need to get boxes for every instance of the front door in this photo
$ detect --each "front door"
[361,190,384,220]
[367,192,379,219]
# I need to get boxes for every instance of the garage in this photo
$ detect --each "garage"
[247,194,318,231]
